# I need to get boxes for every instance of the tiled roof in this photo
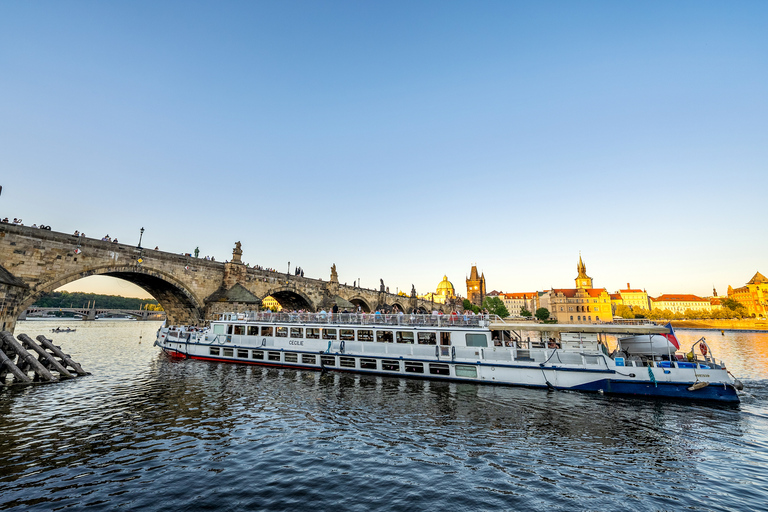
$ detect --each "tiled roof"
[651,294,707,302]
[552,288,608,298]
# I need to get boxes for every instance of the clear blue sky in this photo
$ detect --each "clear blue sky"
[1,1,766,300]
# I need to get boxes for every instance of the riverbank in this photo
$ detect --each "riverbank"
[668,319,768,331]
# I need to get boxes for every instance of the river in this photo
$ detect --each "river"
[1,321,767,511]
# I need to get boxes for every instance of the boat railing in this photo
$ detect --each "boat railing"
[218,311,491,328]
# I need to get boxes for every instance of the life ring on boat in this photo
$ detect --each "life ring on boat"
[699,343,708,357]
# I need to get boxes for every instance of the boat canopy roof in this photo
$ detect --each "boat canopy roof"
[488,320,669,335]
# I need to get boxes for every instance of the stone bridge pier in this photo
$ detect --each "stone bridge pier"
[0,224,458,333]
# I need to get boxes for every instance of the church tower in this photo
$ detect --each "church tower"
[466,265,486,306]
[575,254,593,289]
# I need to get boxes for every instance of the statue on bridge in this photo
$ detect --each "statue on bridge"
[411,284,416,297]
[330,263,338,283]
[380,279,385,293]
[232,241,243,263]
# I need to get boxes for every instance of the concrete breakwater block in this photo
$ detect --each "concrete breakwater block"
[0,331,89,385]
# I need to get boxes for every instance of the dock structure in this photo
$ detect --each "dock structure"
[0,331,88,385]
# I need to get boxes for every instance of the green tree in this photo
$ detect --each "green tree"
[534,307,550,321]
[615,305,635,319]
[462,298,480,314]
[520,307,532,317]
[482,297,510,318]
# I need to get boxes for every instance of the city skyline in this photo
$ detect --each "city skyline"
[2,1,766,302]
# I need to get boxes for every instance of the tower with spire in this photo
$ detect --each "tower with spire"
[466,265,486,306]
[575,254,593,289]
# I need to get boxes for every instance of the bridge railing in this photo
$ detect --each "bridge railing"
[217,311,491,328]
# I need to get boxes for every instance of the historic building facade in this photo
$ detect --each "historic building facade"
[728,271,768,317]
[466,265,486,306]
[544,256,612,323]
[617,283,650,310]
[498,292,538,317]
[420,275,456,305]
[650,294,711,314]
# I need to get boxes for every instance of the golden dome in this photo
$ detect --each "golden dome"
[436,275,455,297]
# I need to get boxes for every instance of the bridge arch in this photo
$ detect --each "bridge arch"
[21,264,206,326]
[264,288,316,312]
[390,302,406,312]
[347,297,372,313]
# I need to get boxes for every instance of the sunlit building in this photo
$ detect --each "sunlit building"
[498,292,538,317]
[262,295,283,311]
[543,256,613,323]
[650,294,710,314]
[466,265,486,306]
[418,276,457,305]
[727,271,768,318]
[617,283,650,310]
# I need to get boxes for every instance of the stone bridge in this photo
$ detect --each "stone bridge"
[0,224,456,332]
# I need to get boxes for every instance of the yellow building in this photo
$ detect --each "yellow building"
[617,283,650,310]
[498,292,538,317]
[728,271,768,318]
[418,276,457,305]
[545,256,613,323]
[650,294,710,314]
[262,296,283,311]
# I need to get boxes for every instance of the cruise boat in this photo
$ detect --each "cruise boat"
[155,312,741,403]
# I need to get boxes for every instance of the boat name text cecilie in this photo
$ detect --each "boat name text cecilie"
[289,340,304,346]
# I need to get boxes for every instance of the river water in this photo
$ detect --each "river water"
[1,321,767,511]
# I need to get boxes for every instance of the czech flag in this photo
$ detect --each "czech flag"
[662,322,680,350]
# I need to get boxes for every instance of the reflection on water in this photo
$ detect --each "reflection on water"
[1,321,767,511]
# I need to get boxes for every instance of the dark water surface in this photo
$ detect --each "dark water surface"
[2,322,767,511]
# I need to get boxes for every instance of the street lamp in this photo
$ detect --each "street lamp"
[138,227,144,248]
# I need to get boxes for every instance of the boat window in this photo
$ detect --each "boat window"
[455,365,477,378]
[301,354,317,364]
[247,326,258,336]
[323,329,337,340]
[418,332,437,345]
[321,355,336,366]
[405,361,424,373]
[276,327,288,338]
[429,363,450,375]
[377,331,394,343]
[252,350,264,360]
[340,357,355,368]
[291,327,303,338]
[237,349,248,358]
[340,329,355,341]
[465,333,487,347]
[268,352,281,361]
[357,330,373,342]
[396,331,414,344]
[261,326,273,336]
[223,348,234,357]
[213,324,226,334]
[227,324,233,335]
[382,359,400,371]
[210,347,220,356]
[306,328,320,339]
[440,332,451,346]
[360,358,377,369]
[285,353,298,363]
[234,325,245,335]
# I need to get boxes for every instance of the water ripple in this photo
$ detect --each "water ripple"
[1,322,767,511]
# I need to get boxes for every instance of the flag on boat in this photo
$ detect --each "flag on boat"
[662,322,680,350]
